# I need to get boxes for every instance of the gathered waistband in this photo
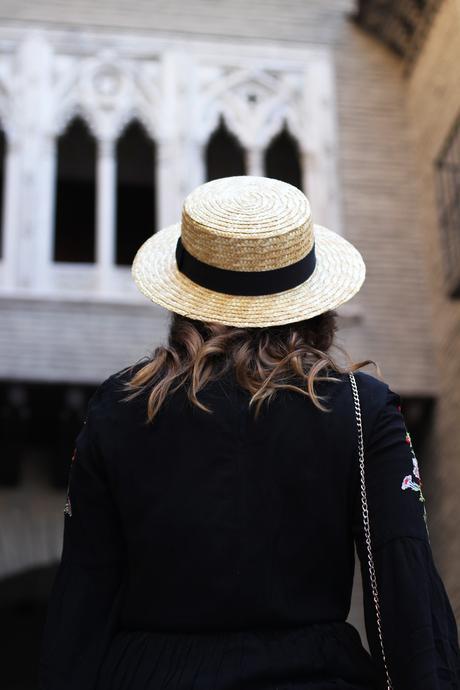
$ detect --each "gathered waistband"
[97,621,379,690]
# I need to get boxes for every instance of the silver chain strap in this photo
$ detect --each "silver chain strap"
[348,372,393,690]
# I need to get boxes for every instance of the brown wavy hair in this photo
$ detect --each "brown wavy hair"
[122,309,381,423]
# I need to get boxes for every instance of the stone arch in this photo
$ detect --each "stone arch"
[0,124,5,260]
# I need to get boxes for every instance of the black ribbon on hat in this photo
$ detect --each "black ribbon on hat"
[175,236,316,296]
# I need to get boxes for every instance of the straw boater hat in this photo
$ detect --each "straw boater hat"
[132,176,365,328]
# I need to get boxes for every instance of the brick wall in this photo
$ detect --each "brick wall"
[406,0,460,617]
[334,24,437,395]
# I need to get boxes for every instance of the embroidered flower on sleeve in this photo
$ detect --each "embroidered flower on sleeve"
[401,474,418,491]
[398,404,430,538]
[64,448,77,517]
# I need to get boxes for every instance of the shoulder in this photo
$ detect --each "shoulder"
[353,370,401,412]
[107,358,150,391]
[86,357,151,418]
[345,370,402,442]
[328,369,394,404]
[352,370,397,403]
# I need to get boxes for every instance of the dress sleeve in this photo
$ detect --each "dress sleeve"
[38,384,127,690]
[352,383,460,690]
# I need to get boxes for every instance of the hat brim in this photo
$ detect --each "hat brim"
[131,222,365,327]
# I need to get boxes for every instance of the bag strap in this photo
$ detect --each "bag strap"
[348,371,393,690]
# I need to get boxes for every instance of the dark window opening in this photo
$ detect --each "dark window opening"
[54,117,96,263]
[206,116,246,181]
[435,114,460,297]
[0,128,5,260]
[264,125,303,191]
[116,120,156,266]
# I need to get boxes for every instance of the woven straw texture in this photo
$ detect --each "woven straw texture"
[132,177,366,327]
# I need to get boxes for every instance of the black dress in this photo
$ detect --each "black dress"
[38,364,460,690]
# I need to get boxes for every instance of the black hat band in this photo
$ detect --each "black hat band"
[175,236,316,296]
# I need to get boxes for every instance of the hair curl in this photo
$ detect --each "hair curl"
[121,310,381,423]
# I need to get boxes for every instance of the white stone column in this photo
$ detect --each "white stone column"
[304,149,324,219]
[185,139,206,194]
[246,147,264,177]
[301,52,342,234]
[1,137,21,290]
[156,138,182,230]
[180,53,207,195]
[154,51,184,229]
[96,138,116,293]
[13,34,55,290]
[35,134,57,291]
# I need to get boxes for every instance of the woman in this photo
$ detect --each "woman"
[39,176,460,689]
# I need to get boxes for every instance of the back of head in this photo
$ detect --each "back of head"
[128,176,376,421]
